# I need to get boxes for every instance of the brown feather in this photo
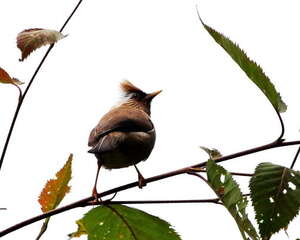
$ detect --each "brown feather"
[88,106,153,147]
[120,80,146,96]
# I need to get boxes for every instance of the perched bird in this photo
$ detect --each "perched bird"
[88,80,161,200]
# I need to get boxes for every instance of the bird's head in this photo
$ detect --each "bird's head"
[120,80,162,115]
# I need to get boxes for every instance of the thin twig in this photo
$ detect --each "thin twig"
[12,83,23,103]
[85,198,221,206]
[187,172,221,201]
[189,168,253,177]
[275,110,285,142]
[188,172,210,184]
[0,0,83,171]
[0,139,300,237]
[290,146,300,169]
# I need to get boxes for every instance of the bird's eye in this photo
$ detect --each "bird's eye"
[130,92,139,99]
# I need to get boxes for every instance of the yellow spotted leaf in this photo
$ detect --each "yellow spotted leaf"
[17,28,67,61]
[0,67,23,85]
[38,154,72,213]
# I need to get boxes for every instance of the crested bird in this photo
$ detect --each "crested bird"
[88,80,161,200]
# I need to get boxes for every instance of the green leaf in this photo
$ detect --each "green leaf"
[206,159,259,240]
[199,16,287,113]
[69,204,181,240]
[250,162,300,239]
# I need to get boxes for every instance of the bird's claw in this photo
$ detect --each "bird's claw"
[138,174,146,189]
[92,188,102,204]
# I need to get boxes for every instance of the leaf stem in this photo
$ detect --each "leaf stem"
[0,139,299,237]
[0,0,83,171]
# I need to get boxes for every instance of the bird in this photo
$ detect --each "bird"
[88,80,161,201]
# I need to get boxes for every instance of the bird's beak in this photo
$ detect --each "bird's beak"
[147,90,162,100]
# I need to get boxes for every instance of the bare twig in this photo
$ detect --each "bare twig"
[189,167,253,177]
[0,139,300,237]
[0,0,83,171]
[85,198,221,206]
[12,83,23,103]
[275,110,285,142]
[188,171,210,184]
[290,146,300,169]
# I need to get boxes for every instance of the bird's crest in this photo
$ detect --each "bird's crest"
[120,80,146,97]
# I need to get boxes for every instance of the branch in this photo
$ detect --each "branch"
[86,198,222,206]
[0,0,83,171]
[189,167,253,177]
[275,110,285,142]
[290,146,300,169]
[1,139,299,236]
[12,83,23,103]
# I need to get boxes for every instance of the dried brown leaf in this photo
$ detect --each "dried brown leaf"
[0,67,23,85]
[17,28,66,61]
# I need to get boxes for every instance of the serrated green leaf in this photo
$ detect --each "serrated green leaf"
[206,159,259,240]
[199,17,287,113]
[250,162,300,239]
[69,204,181,240]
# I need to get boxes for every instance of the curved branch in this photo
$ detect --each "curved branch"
[290,146,300,169]
[275,110,285,142]
[0,0,83,171]
[12,83,23,103]
[0,139,300,237]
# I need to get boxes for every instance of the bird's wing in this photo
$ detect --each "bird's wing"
[88,107,154,147]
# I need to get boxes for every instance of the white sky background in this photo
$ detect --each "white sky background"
[0,0,300,239]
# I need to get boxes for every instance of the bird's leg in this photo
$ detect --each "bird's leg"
[92,159,102,202]
[134,165,146,188]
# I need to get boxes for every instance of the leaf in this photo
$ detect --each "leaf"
[250,162,300,239]
[36,154,73,239]
[199,16,287,113]
[17,28,67,61]
[69,204,181,240]
[200,146,222,159]
[0,67,23,85]
[38,153,73,212]
[206,159,259,240]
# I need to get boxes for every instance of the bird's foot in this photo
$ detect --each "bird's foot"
[134,165,147,189]
[138,174,147,189]
[92,187,102,204]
